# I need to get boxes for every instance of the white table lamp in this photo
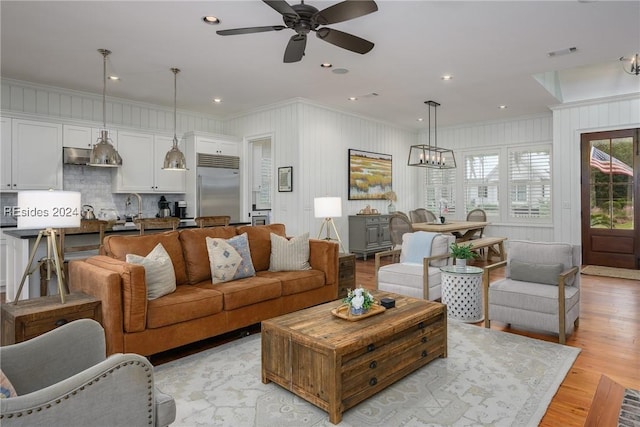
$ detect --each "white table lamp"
[14,190,82,304]
[314,197,345,252]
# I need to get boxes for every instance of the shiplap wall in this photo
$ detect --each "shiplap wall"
[225,100,419,243]
[1,79,224,134]
[551,94,640,245]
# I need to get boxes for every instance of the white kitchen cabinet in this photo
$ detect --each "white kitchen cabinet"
[1,117,12,190]
[2,119,63,191]
[63,124,118,149]
[112,131,185,193]
[191,134,239,157]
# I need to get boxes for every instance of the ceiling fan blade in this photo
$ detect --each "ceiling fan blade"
[314,0,378,25]
[283,34,307,63]
[316,28,374,54]
[263,0,298,19]
[217,25,286,36]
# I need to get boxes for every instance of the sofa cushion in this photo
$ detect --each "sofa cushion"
[236,224,286,272]
[206,234,256,284]
[0,369,17,398]
[179,226,238,285]
[146,284,224,329]
[378,263,443,300]
[488,278,580,315]
[257,269,325,296]
[125,243,176,300]
[213,276,282,310]
[269,232,312,271]
[102,231,188,286]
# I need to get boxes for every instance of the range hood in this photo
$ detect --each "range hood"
[63,147,91,165]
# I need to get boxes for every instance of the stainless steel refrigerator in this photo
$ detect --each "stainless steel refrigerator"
[197,154,241,222]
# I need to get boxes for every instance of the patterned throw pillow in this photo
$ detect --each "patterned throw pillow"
[206,233,256,284]
[0,369,17,398]
[126,243,177,300]
[269,232,312,271]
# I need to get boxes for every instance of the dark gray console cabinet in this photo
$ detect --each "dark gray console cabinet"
[348,215,392,260]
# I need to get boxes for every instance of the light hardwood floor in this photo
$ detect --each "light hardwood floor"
[356,257,640,427]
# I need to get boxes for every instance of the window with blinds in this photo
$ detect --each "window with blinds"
[463,152,499,217]
[508,146,551,220]
[425,168,456,216]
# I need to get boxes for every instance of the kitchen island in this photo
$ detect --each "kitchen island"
[2,220,250,301]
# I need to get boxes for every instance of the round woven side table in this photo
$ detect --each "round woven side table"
[440,265,484,323]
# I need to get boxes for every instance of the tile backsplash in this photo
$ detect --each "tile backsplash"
[1,165,186,226]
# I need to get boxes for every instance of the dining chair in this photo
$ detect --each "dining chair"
[135,217,180,235]
[466,208,487,238]
[389,214,414,250]
[394,211,411,222]
[195,216,231,228]
[410,208,438,223]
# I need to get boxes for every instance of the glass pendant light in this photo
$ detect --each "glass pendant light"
[89,49,122,167]
[163,67,187,170]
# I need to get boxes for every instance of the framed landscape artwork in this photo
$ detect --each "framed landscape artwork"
[348,149,392,200]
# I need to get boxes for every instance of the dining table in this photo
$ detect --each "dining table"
[412,220,489,241]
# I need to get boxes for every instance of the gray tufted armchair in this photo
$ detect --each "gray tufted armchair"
[0,319,175,427]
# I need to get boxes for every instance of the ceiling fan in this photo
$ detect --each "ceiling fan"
[216,0,378,63]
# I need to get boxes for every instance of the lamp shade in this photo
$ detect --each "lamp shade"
[16,190,82,229]
[314,197,342,218]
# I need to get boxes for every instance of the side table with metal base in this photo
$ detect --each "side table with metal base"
[440,265,484,323]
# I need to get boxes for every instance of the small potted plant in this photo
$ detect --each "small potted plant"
[449,242,478,269]
[343,286,375,315]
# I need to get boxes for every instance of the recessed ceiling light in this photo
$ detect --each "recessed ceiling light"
[108,75,119,81]
[320,63,332,68]
[202,16,220,25]
[213,98,222,103]
[417,118,424,122]
[348,96,357,101]
[498,105,507,109]
[441,75,453,81]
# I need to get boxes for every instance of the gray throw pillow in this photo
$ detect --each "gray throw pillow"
[510,259,564,285]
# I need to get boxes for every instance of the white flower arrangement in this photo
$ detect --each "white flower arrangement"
[343,286,375,311]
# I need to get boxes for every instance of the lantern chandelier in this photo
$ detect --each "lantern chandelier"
[620,53,639,76]
[407,100,456,169]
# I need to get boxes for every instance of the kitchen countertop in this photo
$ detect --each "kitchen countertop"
[2,220,251,239]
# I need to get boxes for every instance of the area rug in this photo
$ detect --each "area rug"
[581,265,640,280]
[620,388,640,426]
[154,321,580,427]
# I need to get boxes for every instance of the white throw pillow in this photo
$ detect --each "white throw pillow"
[269,232,312,271]
[126,243,176,300]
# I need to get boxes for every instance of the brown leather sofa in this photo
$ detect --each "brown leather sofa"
[69,224,339,356]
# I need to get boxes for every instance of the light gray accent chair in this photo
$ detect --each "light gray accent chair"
[375,232,454,300]
[483,240,581,344]
[0,319,176,427]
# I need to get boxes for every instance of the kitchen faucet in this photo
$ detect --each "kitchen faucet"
[126,193,143,220]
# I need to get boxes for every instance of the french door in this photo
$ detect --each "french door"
[581,128,639,268]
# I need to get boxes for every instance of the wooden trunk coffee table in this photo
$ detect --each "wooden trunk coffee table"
[261,290,447,424]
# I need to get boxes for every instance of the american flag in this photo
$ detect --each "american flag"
[590,146,633,177]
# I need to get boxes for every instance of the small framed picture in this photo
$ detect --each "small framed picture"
[278,166,293,192]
